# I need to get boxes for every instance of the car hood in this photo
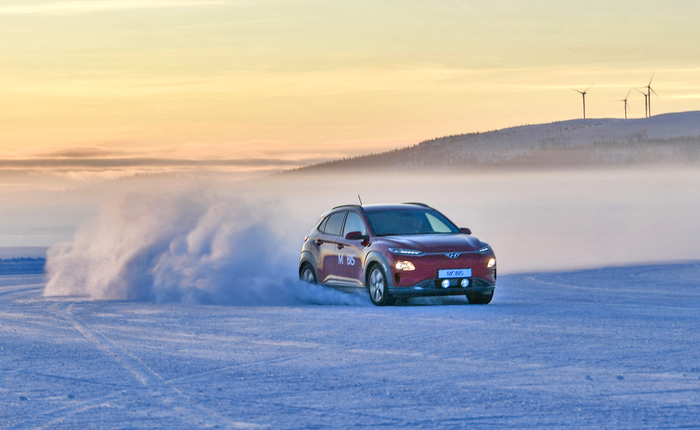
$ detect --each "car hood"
[379,234,484,253]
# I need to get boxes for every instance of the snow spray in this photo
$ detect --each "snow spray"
[44,190,367,306]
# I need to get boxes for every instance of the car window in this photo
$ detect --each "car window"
[323,211,346,236]
[317,216,329,233]
[342,211,367,236]
[316,217,328,231]
[366,209,460,236]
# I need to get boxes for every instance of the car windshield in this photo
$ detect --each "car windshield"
[365,209,460,236]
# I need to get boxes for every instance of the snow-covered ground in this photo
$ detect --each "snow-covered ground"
[2,262,699,429]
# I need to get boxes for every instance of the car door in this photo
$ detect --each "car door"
[335,211,368,288]
[314,211,347,285]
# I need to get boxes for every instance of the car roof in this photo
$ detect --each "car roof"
[329,203,433,213]
[361,203,434,212]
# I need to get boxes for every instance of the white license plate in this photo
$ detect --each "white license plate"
[438,268,472,278]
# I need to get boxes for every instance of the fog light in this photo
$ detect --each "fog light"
[441,279,450,288]
[487,258,496,268]
[460,278,469,288]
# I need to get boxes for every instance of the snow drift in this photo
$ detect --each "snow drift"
[44,191,367,306]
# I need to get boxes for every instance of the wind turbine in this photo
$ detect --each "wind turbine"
[572,84,593,119]
[616,88,632,119]
[642,73,659,117]
[634,88,648,118]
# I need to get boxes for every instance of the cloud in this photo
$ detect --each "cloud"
[0,142,347,176]
[0,1,224,15]
[44,147,128,159]
[0,157,321,170]
[669,94,700,100]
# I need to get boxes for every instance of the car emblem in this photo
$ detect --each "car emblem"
[446,252,461,259]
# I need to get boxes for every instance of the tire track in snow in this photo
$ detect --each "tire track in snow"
[27,371,128,387]
[0,283,43,298]
[59,302,152,386]
[165,319,488,386]
[21,300,263,430]
[19,391,129,430]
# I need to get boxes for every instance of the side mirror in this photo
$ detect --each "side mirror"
[460,227,472,235]
[345,231,366,241]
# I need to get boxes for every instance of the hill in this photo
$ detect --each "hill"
[294,111,700,171]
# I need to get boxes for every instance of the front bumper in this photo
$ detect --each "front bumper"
[388,277,495,298]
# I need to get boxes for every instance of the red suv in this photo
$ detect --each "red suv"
[299,203,497,306]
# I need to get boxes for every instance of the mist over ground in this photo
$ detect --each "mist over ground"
[22,165,698,305]
[268,167,700,273]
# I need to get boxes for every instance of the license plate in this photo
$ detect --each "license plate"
[438,268,472,278]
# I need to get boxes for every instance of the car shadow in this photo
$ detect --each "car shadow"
[393,296,470,306]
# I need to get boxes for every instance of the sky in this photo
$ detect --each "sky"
[2,0,700,178]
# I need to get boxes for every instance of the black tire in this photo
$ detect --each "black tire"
[467,291,494,305]
[367,264,393,306]
[300,264,317,284]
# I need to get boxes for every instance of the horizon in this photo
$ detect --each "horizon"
[1,108,699,189]
[2,1,700,181]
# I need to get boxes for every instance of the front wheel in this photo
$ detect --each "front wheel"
[467,291,493,305]
[367,265,393,306]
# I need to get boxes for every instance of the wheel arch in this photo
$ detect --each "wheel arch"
[363,251,393,288]
[299,251,317,277]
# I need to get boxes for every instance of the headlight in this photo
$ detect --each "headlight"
[478,244,491,253]
[388,248,424,256]
[394,261,416,271]
[487,258,496,268]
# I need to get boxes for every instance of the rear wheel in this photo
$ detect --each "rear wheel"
[300,264,317,284]
[367,265,392,306]
[467,291,493,305]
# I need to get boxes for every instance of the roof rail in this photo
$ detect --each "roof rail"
[331,204,364,210]
[402,202,430,207]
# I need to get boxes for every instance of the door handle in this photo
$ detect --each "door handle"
[315,240,323,245]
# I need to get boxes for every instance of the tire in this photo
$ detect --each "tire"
[467,291,493,305]
[300,264,317,284]
[367,264,393,306]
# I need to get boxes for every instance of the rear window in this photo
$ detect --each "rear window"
[321,211,346,236]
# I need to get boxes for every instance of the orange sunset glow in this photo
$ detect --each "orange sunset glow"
[2,1,700,177]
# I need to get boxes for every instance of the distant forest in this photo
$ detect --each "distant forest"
[289,115,700,172]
